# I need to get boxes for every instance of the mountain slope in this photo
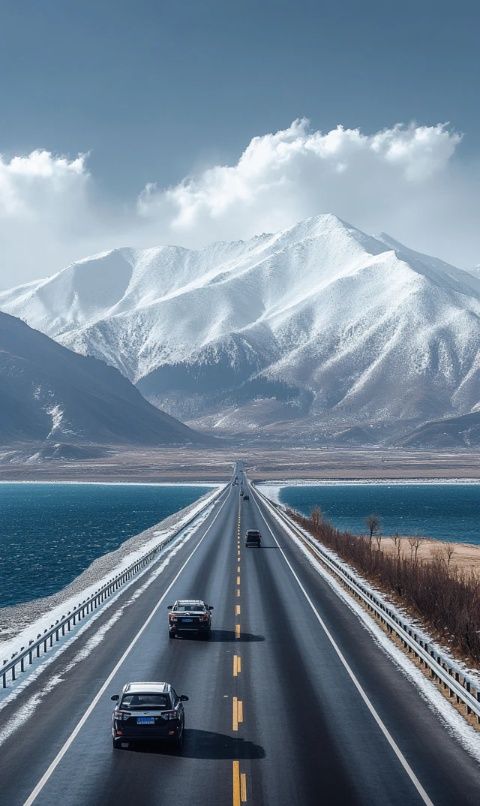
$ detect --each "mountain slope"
[400,411,480,449]
[0,312,207,446]
[1,214,479,438]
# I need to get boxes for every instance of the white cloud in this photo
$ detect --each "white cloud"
[0,149,88,217]
[0,120,479,289]
[0,149,101,288]
[138,119,466,248]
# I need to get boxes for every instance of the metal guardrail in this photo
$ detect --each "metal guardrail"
[251,482,480,723]
[2,486,226,689]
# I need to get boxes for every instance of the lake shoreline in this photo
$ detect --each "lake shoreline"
[260,480,480,547]
[0,487,221,660]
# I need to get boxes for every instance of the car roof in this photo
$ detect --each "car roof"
[122,682,171,694]
[246,529,260,534]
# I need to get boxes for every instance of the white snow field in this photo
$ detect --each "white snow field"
[1,214,479,437]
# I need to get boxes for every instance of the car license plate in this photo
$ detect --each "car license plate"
[137,717,155,725]
[182,618,193,623]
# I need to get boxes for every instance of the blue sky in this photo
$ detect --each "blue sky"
[0,0,479,285]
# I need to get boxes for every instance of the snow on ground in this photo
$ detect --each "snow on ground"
[259,478,480,489]
[0,511,218,732]
[0,484,223,664]
[258,477,480,506]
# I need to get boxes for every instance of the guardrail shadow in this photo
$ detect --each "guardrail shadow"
[127,729,266,759]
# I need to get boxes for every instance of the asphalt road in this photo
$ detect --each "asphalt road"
[1,467,480,806]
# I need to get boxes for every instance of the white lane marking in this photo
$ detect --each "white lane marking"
[255,498,434,806]
[23,491,231,806]
[0,502,217,714]
[0,530,194,747]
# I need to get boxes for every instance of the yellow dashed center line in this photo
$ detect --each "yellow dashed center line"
[233,761,240,806]
[232,697,243,731]
[233,654,242,676]
[232,502,247,804]
[232,761,247,805]
[240,773,247,802]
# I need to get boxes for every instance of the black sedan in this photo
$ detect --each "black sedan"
[167,599,213,638]
[111,682,188,748]
[245,529,261,547]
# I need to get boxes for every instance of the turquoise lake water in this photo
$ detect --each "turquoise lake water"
[277,484,480,544]
[0,483,210,608]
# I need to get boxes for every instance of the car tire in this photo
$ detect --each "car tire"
[169,631,175,639]
[112,737,122,749]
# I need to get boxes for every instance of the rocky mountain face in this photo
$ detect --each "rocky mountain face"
[1,214,479,443]
[0,311,208,448]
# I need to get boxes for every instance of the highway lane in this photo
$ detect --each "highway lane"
[244,484,480,804]
[0,467,479,805]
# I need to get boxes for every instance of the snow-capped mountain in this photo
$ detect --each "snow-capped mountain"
[0,311,207,447]
[1,214,479,439]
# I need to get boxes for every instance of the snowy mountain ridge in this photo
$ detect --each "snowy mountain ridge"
[1,214,479,439]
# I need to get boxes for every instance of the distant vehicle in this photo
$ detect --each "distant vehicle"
[168,599,213,638]
[243,494,250,501]
[245,529,261,547]
[111,682,188,748]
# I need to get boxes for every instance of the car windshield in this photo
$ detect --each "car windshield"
[120,693,170,710]
[247,531,260,536]
[174,603,204,612]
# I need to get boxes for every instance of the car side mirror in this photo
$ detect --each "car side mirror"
[179,694,189,702]
[111,694,119,701]
[208,606,214,610]
[167,605,173,610]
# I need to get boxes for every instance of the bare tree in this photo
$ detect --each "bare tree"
[366,514,381,544]
[408,536,422,564]
[295,508,480,663]
[311,506,323,530]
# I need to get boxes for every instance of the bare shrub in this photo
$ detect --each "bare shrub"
[291,511,480,663]
[407,536,422,565]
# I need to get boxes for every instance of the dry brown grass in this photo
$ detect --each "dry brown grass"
[290,509,480,664]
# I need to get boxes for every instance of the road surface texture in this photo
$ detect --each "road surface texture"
[1,467,479,805]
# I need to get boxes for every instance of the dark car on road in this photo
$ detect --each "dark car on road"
[111,682,188,749]
[245,529,261,547]
[168,599,213,638]
[242,493,250,501]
